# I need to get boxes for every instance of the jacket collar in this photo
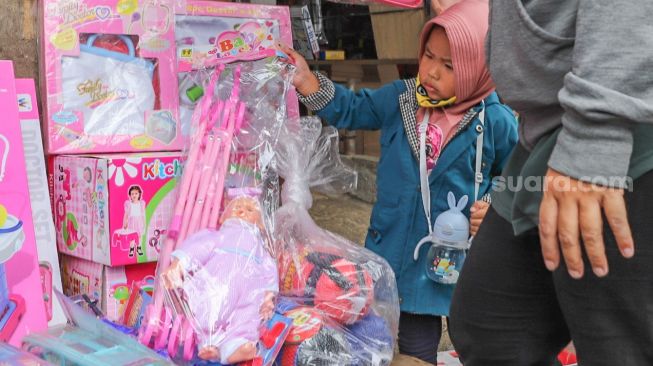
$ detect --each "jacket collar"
[398,78,480,160]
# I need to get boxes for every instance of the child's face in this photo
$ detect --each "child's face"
[418,27,456,101]
[130,190,140,202]
[83,169,91,183]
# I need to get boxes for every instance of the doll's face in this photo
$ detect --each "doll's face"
[130,189,141,202]
[224,197,262,228]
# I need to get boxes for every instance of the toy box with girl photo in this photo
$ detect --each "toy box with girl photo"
[53,153,181,266]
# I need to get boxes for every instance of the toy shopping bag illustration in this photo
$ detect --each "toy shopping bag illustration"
[61,35,156,137]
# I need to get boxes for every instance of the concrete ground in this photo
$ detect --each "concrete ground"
[308,192,453,366]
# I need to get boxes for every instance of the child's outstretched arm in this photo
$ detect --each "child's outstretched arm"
[279,44,399,131]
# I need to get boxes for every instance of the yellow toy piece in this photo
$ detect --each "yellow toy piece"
[0,204,7,227]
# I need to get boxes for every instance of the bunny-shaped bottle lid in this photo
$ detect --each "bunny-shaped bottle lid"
[432,192,470,248]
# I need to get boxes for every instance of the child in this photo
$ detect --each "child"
[279,0,517,363]
[123,185,146,257]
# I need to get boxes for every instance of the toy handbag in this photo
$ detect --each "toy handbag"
[61,35,156,137]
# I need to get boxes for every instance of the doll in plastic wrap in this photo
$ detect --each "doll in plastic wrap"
[162,188,278,363]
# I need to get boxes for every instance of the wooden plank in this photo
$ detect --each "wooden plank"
[0,0,39,79]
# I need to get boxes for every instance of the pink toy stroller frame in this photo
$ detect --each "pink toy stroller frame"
[139,64,246,361]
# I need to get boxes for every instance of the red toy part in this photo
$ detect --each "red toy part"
[558,348,578,365]
[0,295,25,341]
[283,252,374,325]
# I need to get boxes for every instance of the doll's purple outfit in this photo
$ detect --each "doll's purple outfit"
[171,218,278,363]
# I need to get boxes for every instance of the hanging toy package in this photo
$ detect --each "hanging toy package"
[175,1,299,138]
[139,54,296,364]
[40,0,183,154]
[174,1,299,233]
[274,118,400,366]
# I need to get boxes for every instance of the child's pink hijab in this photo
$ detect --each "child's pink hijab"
[416,0,495,140]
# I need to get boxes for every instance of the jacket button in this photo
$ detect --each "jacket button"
[371,230,379,237]
[399,297,403,303]
[476,124,484,133]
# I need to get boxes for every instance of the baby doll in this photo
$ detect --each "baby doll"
[163,189,278,364]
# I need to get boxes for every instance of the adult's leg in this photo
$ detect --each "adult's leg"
[450,208,570,365]
[554,171,653,365]
[398,312,442,364]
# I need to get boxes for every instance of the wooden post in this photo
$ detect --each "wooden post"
[0,0,39,79]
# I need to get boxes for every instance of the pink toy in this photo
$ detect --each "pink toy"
[40,0,181,154]
[139,64,249,362]
[0,61,48,346]
[163,190,278,364]
[60,254,157,322]
[175,1,299,138]
[176,1,294,70]
[54,153,181,266]
[16,78,68,327]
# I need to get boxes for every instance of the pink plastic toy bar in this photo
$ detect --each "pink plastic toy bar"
[139,64,247,362]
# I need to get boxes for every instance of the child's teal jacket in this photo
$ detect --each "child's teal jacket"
[308,77,518,315]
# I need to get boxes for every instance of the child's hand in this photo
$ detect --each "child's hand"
[277,43,320,96]
[470,200,490,236]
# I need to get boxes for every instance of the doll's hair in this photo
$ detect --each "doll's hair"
[128,185,143,200]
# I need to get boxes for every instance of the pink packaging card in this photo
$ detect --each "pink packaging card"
[60,255,156,322]
[16,78,67,327]
[54,152,181,266]
[0,61,48,346]
[41,0,182,154]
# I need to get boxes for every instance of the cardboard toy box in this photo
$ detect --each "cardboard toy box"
[16,78,67,327]
[0,61,48,346]
[54,152,181,266]
[60,254,157,322]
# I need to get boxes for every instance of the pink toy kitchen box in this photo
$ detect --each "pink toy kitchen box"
[60,254,157,322]
[0,61,48,346]
[53,152,181,266]
[16,78,67,328]
[40,0,182,154]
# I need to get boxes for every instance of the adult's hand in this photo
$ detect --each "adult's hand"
[539,168,634,279]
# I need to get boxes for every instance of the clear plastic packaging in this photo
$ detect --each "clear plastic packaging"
[0,342,54,366]
[23,290,173,366]
[40,0,182,154]
[161,189,278,364]
[140,57,296,364]
[324,0,423,8]
[274,118,400,366]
